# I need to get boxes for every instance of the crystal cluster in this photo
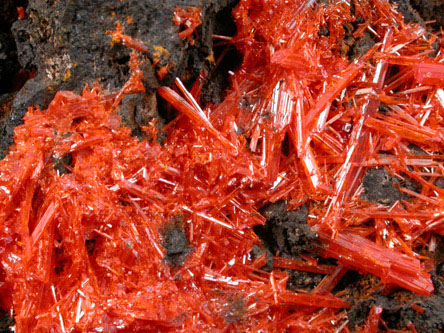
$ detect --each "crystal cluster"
[0,0,442,331]
[173,6,202,44]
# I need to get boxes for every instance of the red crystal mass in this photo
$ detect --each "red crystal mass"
[0,0,443,331]
[173,6,202,44]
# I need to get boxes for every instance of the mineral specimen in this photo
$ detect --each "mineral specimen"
[0,0,443,331]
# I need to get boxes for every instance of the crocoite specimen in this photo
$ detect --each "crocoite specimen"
[173,6,202,44]
[0,0,443,331]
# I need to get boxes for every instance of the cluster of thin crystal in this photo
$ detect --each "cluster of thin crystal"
[0,0,442,331]
[172,6,202,42]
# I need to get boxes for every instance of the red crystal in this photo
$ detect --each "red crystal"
[414,63,444,86]
[0,0,443,331]
[173,6,202,44]
[106,22,150,54]
[17,7,25,20]
[360,305,383,333]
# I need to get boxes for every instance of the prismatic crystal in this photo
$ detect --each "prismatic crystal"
[0,0,443,331]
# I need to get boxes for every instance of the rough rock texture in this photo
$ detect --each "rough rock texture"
[255,201,323,290]
[161,215,192,267]
[344,235,444,332]
[0,0,28,95]
[0,32,20,95]
[346,273,444,332]
[410,0,444,29]
[361,167,420,206]
[200,0,241,107]
[256,201,316,257]
[0,309,14,333]
[349,32,375,60]
[390,0,425,26]
[0,0,239,159]
[361,167,404,206]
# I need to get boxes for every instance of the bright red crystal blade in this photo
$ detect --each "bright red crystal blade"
[31,201,58,246]
[318,229,433,296]
[304,62,364,132]
[278,291,350,309]
[414,63,444,86]
[326,98,379,230]
[158,85,237,152]
[272,257,336,275]
[107,22,149,54]
[173,6,202,41]
[361,305,383,333]
[313,265,348,295]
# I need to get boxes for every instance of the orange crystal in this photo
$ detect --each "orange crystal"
[173,6,202,44]
[0,0,443,331]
